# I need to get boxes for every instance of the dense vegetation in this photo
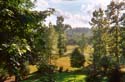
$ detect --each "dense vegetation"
[1,0,125,82]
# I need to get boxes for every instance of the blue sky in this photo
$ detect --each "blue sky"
[33,0,116,28]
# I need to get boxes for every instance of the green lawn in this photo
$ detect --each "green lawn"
[56,72,87,82]
[21,72,87,82]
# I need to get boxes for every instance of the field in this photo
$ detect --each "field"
[6,45,108,82]
[21,72,87,82]
[20,45,88,82]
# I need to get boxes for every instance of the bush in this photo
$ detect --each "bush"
[70,48,85,68]
[0,67,8,82]
[38,64,56,75]
[108,67,122,82]
[38,64,57,82]
[85,71,102,82]
[40,75,56,82]
[20,61,30,80]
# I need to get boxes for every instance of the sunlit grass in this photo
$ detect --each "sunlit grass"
[22,45,92,82]
[21,72,87,82]
[28,65,38,74]
[56,72,87,82]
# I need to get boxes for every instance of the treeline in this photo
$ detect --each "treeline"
[0,0,70,82]
[66,27,92,45]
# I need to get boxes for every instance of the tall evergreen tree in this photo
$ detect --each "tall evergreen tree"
[55,16,71,56]
[90,8,110,70]
[106,1,125,65]
[70,48,85,68]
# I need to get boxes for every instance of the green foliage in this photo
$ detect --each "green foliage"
[21,72,87,82]
[38,64,56,75]
[90,1,125,70]
[90,1,125,82]
[77,33,87,52]
[0,66,9,82]
[70,48,85,68]
[38,64,56,82]
[105,1,125,65]
[0,0,55,81]
[55,16,71,56]
[90,8,110,70]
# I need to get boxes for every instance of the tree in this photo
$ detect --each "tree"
[106,1,125,66]
[90,8,110,71]
[70,48,85,68]
[89,1,125,81]
[0,0,54,81]
[78,33,87,53]
[55,16,71,56]
[120,14,125,65]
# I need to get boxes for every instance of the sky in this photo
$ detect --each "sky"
[32,0,120,28]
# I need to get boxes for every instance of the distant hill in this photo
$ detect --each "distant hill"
[66,27,92,45]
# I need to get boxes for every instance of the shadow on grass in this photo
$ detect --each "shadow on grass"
[21,71,87,82]
[55,72,87,82]
[20,72,42,82]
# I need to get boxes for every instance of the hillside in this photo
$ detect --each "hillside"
[66,27,92,45]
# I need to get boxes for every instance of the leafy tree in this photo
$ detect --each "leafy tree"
[35,22,58,65]
[48,23,59,64]
[0,0,54,81]
[70,48,85,68]
[33,23,59,82]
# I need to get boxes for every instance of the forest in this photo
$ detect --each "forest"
[0,0,125,82]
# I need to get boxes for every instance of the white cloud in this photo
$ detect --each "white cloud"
[35,0,49,7]
[53,9,89,27]
[55,9,84,21]
[79,0,112,27]
[33,0,50,11]
[113,0,125,3]
[50,0,62,3]
[34,0,116,28]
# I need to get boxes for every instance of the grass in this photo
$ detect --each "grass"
[21,72,87,82]
[56,72,87,82]
[21,45,92,82]
[28,65,38,74]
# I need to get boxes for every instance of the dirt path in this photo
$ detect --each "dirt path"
[4,76,15,82]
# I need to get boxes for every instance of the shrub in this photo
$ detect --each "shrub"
[70,48,85,68]
[38,64,56,75]
[0,67,8,82]
[20,61,30,80]
[38,64,57,82]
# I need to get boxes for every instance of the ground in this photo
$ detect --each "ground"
[6,45,123,82]
[21,72,87,82]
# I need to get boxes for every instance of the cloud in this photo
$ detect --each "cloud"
[81,0,110,14]
[50,0,78,3]
[55,9,84,21]
[33,0,49,11]
[34,0,113,28]
[52,0,112,27]
[36,0,49,6]
[50,0,62,3]
[79,0,112,27]
[53,9,89,27]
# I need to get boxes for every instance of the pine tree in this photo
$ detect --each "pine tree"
[70,48,85,68]
[106,1,125,65]
[90,8,110,70]
[55,16,71,56]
